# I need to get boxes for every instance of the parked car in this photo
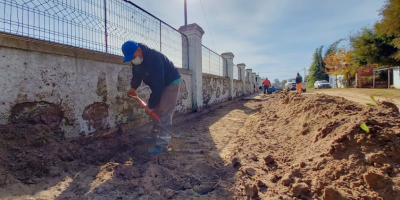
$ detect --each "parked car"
[314,80,331,89]
[285,78,307,92]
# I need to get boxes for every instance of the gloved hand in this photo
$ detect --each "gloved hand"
[127,88,136,97]
[145,107,153,115]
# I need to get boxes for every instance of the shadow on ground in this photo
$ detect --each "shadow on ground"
[0,99,258,200]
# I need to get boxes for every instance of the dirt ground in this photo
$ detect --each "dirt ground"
[0,91,400,200]
[307,88,400,108]
[0,99,257,200]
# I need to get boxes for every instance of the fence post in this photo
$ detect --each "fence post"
[179,23,204,110]
[221,52,234,100]
[252,72,257,93]
[104,0,108,53]
[237,63,246,96]
[256,75,263,90]
[255,74,258,86]
[246,69,253,94]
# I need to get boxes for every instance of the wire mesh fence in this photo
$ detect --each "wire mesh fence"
[202,45,224,76]
[0,0,106,51]
[233,64,239,80]
[0,0,188,68]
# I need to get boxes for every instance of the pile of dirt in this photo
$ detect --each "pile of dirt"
[0,122,152,199]
[229,92,400,199]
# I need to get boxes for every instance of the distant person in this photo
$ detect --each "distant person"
[296,72,303,94]
[262,77,271,94]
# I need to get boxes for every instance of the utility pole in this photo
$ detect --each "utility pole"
[184,0,187,25]
[304,67,306,80]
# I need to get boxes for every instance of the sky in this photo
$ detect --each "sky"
[130,0,386,81]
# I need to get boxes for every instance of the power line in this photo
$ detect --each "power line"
[198,0,217,52]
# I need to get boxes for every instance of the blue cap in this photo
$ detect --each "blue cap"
[122,40,139,62]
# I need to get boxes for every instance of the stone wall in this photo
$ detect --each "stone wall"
[0,33,192,138]
[202,74,230,106]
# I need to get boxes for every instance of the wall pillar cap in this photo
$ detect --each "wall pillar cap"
[179,23,205,37]
[221,52,234,59]
[237,63,246,68]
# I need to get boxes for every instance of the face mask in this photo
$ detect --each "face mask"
[131,56,143,65]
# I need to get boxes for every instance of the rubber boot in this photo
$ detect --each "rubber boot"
[148,145,167,155]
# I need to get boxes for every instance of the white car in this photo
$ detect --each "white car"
[285,78,307,92]
[314,80,331,89]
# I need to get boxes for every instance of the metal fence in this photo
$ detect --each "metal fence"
[0,0,188,68]
[202,45,224,76]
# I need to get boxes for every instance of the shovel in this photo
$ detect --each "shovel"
[129,94,181,137]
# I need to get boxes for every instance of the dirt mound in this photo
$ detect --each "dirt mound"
[0,123,146,185]
[230,93,400,199]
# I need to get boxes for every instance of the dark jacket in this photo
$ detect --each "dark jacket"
[130,44,181,109]
[296,75,303,84]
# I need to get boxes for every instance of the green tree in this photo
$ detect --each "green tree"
[307,39,344,88]
[376,0,400,60]
[350,26,399,67]
[273,78,279,88]
[281,79,287,88]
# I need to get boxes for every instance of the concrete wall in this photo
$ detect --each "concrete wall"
[0,25,260,138]
[202,74,230,106]
[394,68,400,89]
[0,33,192,138]
[233,80,244,98]
[176,72,192,113]
[244,82,251,95]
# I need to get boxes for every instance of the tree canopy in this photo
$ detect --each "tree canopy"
[376,0,400,60]
[324,45,358,87]
[349,26,399,67]
[307,39,344,88]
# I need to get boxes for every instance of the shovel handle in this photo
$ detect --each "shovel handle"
[129,94,161,123]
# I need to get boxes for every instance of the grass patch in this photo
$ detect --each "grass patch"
[360,89,400,99]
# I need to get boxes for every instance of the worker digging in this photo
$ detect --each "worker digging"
[122,40,181,155]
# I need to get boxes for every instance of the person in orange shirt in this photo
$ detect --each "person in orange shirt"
[262,77,271,94]
[295,72,303,94]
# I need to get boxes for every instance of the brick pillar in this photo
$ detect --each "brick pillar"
[179,24,204,110]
